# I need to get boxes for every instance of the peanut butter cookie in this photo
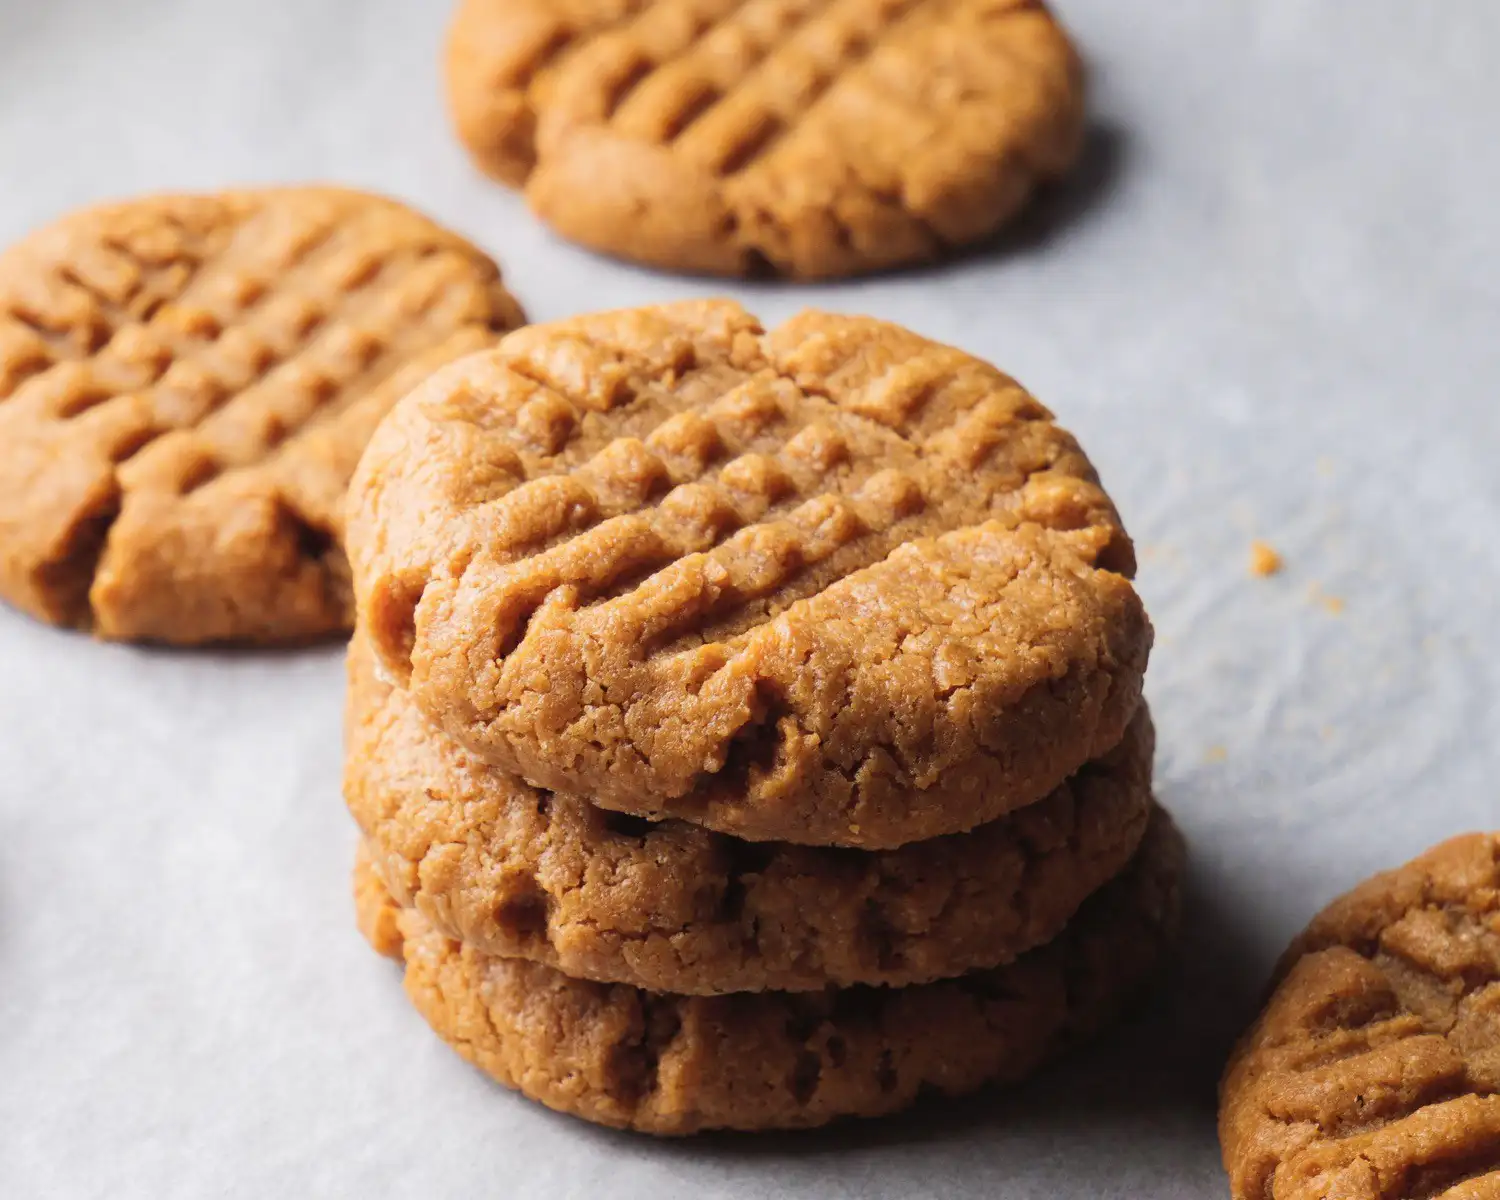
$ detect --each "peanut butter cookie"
[347,632,1156,994]
[355,805,1183,1134]
[0,188,524,643]
[348,300,1148,848]
[1220,832,1500,1200]
[445,0,1085,278]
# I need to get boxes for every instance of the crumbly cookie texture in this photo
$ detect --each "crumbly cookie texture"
[445,0,1086,279]
[355,805,1183,1135]
[348,299,1147,849]
[347,632,1155,994]
[1220,832,1500,1200]
[0,187,524,644]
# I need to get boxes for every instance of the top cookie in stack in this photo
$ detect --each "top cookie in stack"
[343,300,1171,1133]
[347,298,1148,850]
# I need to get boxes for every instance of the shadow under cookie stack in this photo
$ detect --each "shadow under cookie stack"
[342,299,1183,1135]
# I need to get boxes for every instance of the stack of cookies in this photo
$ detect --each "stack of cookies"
[343,299,1183,1134]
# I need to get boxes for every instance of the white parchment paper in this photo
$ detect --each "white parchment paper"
[2,1,1498,1196]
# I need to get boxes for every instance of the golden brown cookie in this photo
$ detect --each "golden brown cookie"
[347,631,1156,994]
[1220,832,1500,1200]
[0,188,524,644]
[445,0,1086,279]
[348,300,1148,849]
[356,805,1183,1134]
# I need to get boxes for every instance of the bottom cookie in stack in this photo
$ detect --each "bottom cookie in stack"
[353,807,1184,1135]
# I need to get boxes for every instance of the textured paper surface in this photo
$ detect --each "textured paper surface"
[2,2,1498,1196]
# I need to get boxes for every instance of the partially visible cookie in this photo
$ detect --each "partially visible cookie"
[446,0,1086,278]
[348,299,1147,849]
[347,631,1156,994]
[1220,832,1500,1200]
[0,188,524,643]
[355,805,1183,1134]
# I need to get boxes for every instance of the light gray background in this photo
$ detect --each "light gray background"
[1,1,1497,1196]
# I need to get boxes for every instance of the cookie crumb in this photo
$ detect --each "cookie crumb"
[1248,541,1283,577]
[1308,584,1346,615]
[1204,745,1228,764]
